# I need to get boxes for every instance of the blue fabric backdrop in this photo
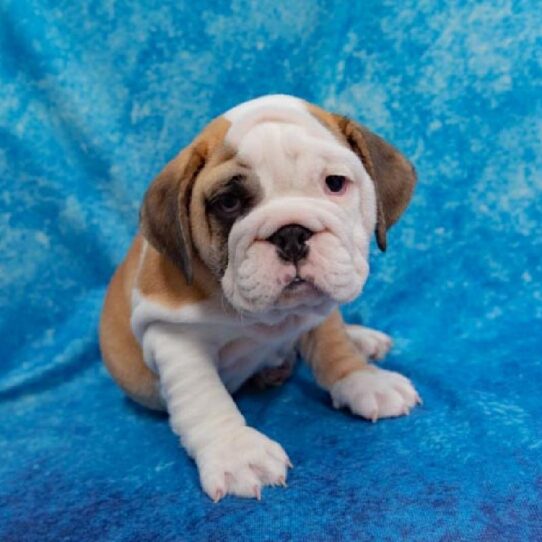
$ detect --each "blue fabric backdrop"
[1,1,541,540]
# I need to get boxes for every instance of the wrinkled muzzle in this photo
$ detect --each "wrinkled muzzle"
[221,198,371,313]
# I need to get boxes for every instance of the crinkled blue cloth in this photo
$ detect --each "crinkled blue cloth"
[1,1,541,540]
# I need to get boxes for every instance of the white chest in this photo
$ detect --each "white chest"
[132,292,333,391]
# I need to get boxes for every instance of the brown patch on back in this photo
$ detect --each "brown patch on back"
[100,236,218,409]
[99,235,165,410]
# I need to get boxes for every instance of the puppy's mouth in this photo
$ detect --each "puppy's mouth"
[280,274,321,302]
[285,276,308,290]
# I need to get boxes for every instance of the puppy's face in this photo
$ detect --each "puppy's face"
[193,112,376,314]
[141,96,416,317]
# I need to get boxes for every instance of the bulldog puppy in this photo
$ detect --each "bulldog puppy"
[99,95,420,501]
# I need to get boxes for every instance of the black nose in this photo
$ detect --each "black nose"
[268,224,313,263]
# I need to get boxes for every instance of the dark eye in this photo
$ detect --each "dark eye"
[325,175,347,193]
[213,193,242,216]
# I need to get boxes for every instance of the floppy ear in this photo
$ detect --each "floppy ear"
[334,115,417,251]
[140,144,206,283]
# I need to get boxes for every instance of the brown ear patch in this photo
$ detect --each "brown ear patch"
[335,116,416,251]
[139,116,231,282]
[307,103,416,251]
[140,144,205,283]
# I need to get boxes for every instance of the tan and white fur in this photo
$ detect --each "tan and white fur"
[99,95,420,502]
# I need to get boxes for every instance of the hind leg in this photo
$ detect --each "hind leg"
[345,324,393,361]
[251,352,296,389]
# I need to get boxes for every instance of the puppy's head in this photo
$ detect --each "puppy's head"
[141,95,416,316]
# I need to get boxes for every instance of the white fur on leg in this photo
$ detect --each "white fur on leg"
[142,324,291,501]
[345,324,393,360]
[330,366,421,421]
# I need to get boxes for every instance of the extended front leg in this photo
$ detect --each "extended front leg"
[143,324,291,501]
[299,311,421,421]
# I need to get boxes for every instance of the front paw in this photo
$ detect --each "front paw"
[196,427,292,502]
[345,324,393,360]
[330,367,421,422]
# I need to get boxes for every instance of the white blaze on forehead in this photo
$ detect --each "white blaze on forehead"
[223,94,332,150]
[224,94,306,123]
